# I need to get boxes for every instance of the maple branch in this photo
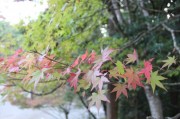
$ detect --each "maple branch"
[22,84,62,96]
[165,113,180,119]
[163,82,180,86]
[117,24,160,52]
[77,93,97,119]
[7,77,60,83]
[32,50,69,67]
[16,83,63,96]
[162,23,180,55]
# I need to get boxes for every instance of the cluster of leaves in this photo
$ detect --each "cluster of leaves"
[0,47,176,111]
[22,0,108,57]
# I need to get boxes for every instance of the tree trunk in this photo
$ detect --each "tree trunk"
[106,84,119,119]
[105,1,121,119]
[144,85,163,119]
[138,1,164,118]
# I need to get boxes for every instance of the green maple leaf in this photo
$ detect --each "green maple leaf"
[29,68,48,89]
[161,56,176,69]
[29,70,44,89]
[88,90,110,111]
[150,71,166,93]
[77,79,90,91]
[116,61,125,75]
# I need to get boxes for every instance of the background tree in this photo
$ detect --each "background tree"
[0,21,24,55]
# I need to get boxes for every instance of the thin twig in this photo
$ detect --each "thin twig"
[32,50,69,66]
[163,82,180,86]
[21,84,63,96]
[165,113,180,119]
[116,14,180,53]
[10,81,63,96]
[77,93,97,119]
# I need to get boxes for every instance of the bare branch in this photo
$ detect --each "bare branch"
[165,113,180,119]
[117,14,180,52]
[163,82,180,86]
[10,81,63,96]
[21,84,63,96]
[162,23,180,55]
[77,93,97,119]
[32,50,69,67]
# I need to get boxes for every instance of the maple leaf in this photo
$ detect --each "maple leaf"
[38,54,46,62]
[109,67,119,79]
[123,68,143,89]
[88,90,110,111]
[88,50,96,64]
[77,79,90,91]
[101,47,114,62]
[23,68,36,82]
[81,50,88,62]
[9,66,19,73]
[92,47,113,70]
[67,69,81,90]
[111,83,128,100]
[85,69,102,83]
[71,56,80,68]
[125,49,138,64]
[18,54,36,69]
[29,70,45,89]
[161,56,176,69]
[62,67,71,76]
[150,71,166,93]
[67,73,76,86]
[116,61,125,75]
[0,58,4,62]
[39,54,56,68]
[14,48,23,56]
[139,59,153,83]
[91,75,109,91]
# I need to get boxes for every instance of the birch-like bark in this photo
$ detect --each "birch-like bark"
[145,85,163,119]
[111,0,124,25]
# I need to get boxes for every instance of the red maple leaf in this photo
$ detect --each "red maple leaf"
[123,68,143,89]
[71,56,80,68]
[88,50,96,64]
[139,59,153,83]
[12,48,23,58]
[39,55,56,68]
[67,69,81,90]
[81,50,88,62]
[0,58,4,62]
